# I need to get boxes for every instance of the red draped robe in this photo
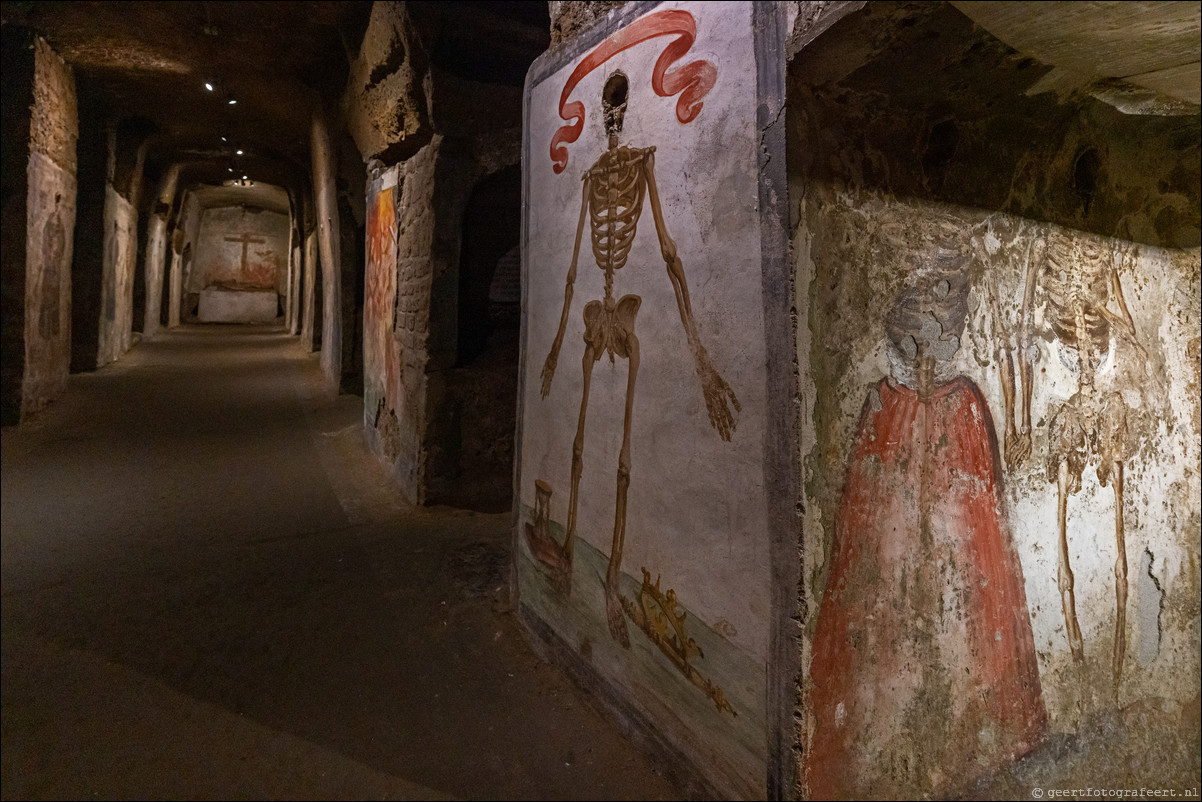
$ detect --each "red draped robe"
[805,376,1046,799]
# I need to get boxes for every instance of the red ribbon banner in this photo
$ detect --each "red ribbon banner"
[549,8,717,174]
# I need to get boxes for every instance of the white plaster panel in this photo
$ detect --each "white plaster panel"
[798,192,1201,740]
[522,1,770,664]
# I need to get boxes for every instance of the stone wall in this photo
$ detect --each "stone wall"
[373,141,438,500]
[1,32,77,424]
[790,2,1201,798]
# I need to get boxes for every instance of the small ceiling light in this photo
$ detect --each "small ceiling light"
[236,149,243,155]
[221,136,227,142]
[204,82,214,91]
[242,175,248,180]
[228,167,233,172]
[228,98,237,105]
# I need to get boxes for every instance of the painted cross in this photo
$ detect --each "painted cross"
[224,232,267,272]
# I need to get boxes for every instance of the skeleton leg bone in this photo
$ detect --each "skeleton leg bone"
[1058,457,1085,660]
[1112,460,1127,696]
[563,344,598,595]
[605,332,638,648]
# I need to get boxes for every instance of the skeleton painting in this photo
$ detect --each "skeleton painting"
[1001,230,1158,695]
[529,61,739,650]
[516,3,809,790]
[520,10,751,725]
[804,238,1047,799]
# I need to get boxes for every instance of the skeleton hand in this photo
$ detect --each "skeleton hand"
[540,349,559,398]
[696,354,740,442]
[1005,430,1031,470]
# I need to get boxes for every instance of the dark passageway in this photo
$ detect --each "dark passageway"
[0,324,680,800]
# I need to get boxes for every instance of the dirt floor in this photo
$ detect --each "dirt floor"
[1,324,685,800]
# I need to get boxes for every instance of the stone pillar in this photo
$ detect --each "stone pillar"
[142,212,167,338]
[310,109,342,391]
[97,129,148,368]
[167,229,183,328]
[142,164,179,339]
[289,241,302,335]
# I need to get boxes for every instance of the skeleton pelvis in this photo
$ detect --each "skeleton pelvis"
[583,294,641,360]
[1046,392,1131,491]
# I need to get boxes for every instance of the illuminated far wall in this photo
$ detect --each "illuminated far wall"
[189,204,289,323]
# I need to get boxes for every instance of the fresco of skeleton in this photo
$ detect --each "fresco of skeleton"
[530,67,738,650]
[1006,230,1160,696]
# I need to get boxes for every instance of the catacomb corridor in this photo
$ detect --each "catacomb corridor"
[2,2,1199,800]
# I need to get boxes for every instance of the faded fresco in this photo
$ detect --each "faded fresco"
[804,232,1046,798]
[22,151,76,413]
[364,167,402,453]
[187,206,288,323]
[189,207,288,294]
[520,3,769,797]
[798,194,1202,797]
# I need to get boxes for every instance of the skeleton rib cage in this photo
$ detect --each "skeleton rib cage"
[1041,240,1113,355]
[585,146,651,299]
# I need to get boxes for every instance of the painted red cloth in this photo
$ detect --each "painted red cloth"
[805,376,1046,799]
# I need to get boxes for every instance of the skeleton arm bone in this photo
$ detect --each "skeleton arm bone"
[1010,237,1043,468]
[980,262,1021,458]
[643,150,740,441]
[1100,251,1165,399]
[542,177,591,398]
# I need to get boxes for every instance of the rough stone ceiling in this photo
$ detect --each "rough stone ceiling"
[950,1,1201,113]
[189,182,291,215]
[1,1,373,169]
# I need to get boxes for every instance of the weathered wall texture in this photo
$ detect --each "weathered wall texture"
[20,36,77,420]
[518,3,783,796]
[548,0,628,46]
[343,1,432,164]
[791,3,1201,798]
